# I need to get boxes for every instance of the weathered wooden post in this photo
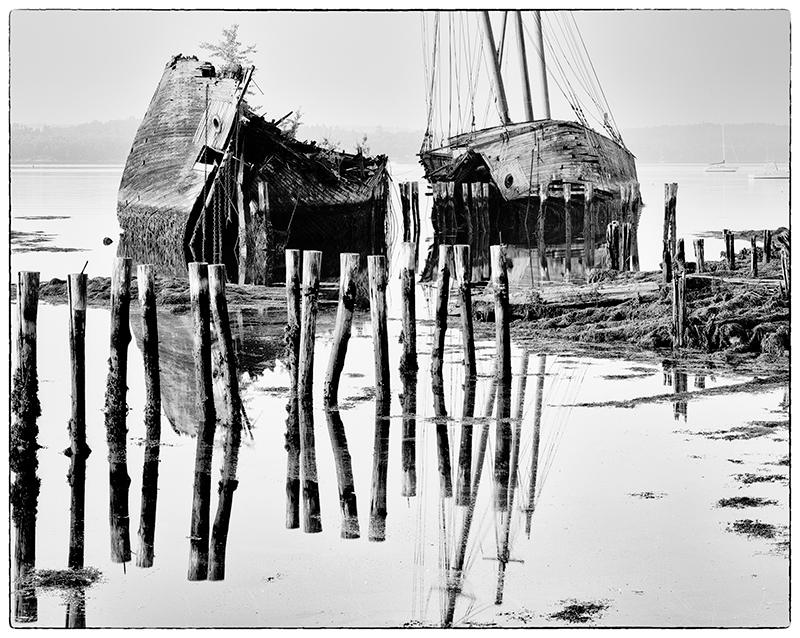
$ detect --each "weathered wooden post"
[284,249,301,529]
[693,239,706,273]
[67,273,89,458]
[672,265,686,349]
[621,222,632,272]
[453,244,476,377]
[763,229,772,263]
[630,183,642,272]
[606,221,620,271]
[490,245,512,385]
[431,245,452,380]
[368,255,391,412]
[400,182,411,242]
[725,230,736,271]
[324,253,360,405]
[136,265,161,569]
[298,250,323,534]
[188,262,216,579]
[583,183,595,269]
[662,183,677,282]
[399,242,417,377]
[66,272,89,571]
[12,270,40,623]
[208,265,245,580]
[104,257,133,565]
[411,181,421,271]
[524,353,546,537]
[563,183,572,281]
[368,255,391,541]
[537,183,549,281]
[781,247,790,298]
[750,235,758,277]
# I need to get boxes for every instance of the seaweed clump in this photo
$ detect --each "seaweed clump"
[549,600,609,624]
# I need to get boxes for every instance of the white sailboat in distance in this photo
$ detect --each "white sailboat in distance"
[706,124,738,172]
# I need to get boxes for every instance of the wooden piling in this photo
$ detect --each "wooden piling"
[411,182,421,271]
[662,184,678,282]
[67,273,89,458]
[453,244,476,377]
[104,258,133,565]
[187,262,216,579]
[324,253,361,406]
[431,245,452,382]
[630,183,642,272]
[725,230,737,271]
[563,183,572,281]
[368,254,391,540]
[298,250,323,534]
[621,222,631,272]
[490,245,512,384]
[750,235,758,277]
[399,242,418,377]
[763,229,772,263]
[284,249,302,529]
[606,221,620,271]
[583,183,595,269]
[537,184,549,281]
[672,268,686,349]
[781,248,790,298]
[208,265,245,580]
[400,182,411,242]
[368,255,391,412]
[12,270,40,623]
[136,265,161,569]
[693,239,705,273]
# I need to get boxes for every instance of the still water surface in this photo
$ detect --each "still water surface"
[9,161,791,279]
[8,162,790,627]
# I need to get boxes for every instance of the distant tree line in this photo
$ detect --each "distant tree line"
[11,119,788,166]
[11,119,141,164]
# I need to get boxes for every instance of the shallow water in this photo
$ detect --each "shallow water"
[10,298,789,628]
[9,161,790,280]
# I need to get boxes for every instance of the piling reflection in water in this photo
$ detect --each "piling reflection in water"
[662,361,688,421]
[401,371,418,498]
[524,354,547,537]
[455,374,477,506]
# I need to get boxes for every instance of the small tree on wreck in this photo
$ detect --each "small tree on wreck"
[199,23,257,73]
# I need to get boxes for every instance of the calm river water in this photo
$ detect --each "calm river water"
[8,162,790,628]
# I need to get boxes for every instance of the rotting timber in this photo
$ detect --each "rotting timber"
[420,120,641,285]
[117,55,390,284]
[419,11,641,286]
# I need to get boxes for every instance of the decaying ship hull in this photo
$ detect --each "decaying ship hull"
[420,119,641,285]
[117,54,390,282]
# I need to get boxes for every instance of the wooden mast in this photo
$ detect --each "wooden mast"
[479,11,511,126]
[531,10,551,120]
[514,11,534,122]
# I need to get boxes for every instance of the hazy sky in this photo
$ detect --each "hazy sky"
[8,5,791,130]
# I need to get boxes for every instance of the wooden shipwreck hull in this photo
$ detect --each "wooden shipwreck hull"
[117,54,390,282]
[420,119,641,284]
